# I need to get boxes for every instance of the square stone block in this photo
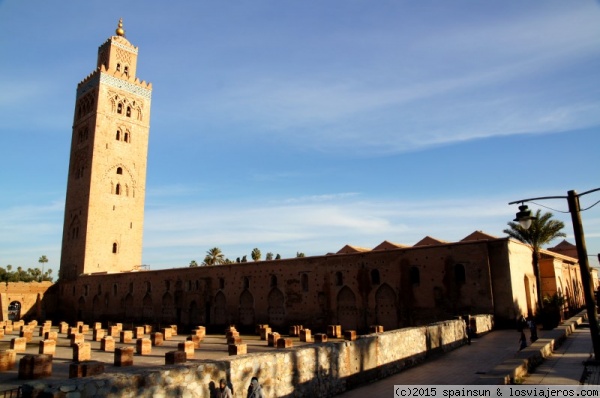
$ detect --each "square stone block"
[69,360,105,378]
[276,338,293,348]
[59,323,69,334]
[93,322,102,330]
[344,330,357,341]
[28,320,38,327]
[227,336,242,345]
[79,324,89,334]
[18,354,52,380]
[93,329,105,341]
[4,324,13,334]
[68,327,79,338]
[44,331,58,341]
[170,325,178,335]
[187,335,201,349]
[300,328,312,342]
[0,350,17,371]
[39,340,56,356]
[114,346,134,367]
[44,321,52,328]
[38,326,50,337]
[192,327,205,339]
[70,333,85,347]
[369,325,384,333]
[165,350,186,365]
[327,325,342,338]
[116,323,123,331]
[108,325,120,338]
[161,328,172,340]
[136,338,152,355]
[0,329,4,339]
[11,337,27,352]
[120,330,133,344]
[314,333,328,343]
[101,337,115,352]
[151,332,164,346]
[255,324,269,334]
[226,330,240,339]
[76,321,84,328]
[228,344,247,356]
[268,332,280,347]
[20,329,33,343]
[177,341,195,359]
[289,325,301,337]
[134,326,145,339]
[144,324,153,334]
[73,342,91,362]
[259,327,271,340]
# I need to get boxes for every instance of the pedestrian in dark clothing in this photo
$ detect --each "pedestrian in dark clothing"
[518,330,527,351]
[528,318,538,342]
[247,376,264,398]
[216,379,233,398]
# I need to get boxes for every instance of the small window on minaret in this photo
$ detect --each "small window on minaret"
[116,63,121,72]
[116,130,120,140]
[126,106,131,117]
[124,132,129,142]
[112,242,118,254]
[117,103,123,114]
[124,66,129,76]
[116,167,122,175]
[115,184,121,195]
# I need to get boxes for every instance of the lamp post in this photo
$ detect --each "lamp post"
[509,187,600,360]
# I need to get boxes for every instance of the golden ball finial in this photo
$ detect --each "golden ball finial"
[115,18,125,37]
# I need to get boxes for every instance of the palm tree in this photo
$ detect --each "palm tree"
[504,210,566,310]
[38,255,48,282]
[189,260,198,267]
[251,248,261,262]
[202,247,225,266]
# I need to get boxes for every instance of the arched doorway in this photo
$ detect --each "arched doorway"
[239,290,255,327]
[213,292,227,326]
[8,301,21,321]
[268,288,285,326]
[375,284,398,331]
[337,286,358,331]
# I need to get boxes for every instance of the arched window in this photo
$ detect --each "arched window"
[116,130,120,140]
[301,273,309,292]
[117,103,123,114]
[371,269,380,285]
[270,275,277,288]
[410,266,420,285]
[126,106,131,117]
[455,264,466,285]
[335,271,343,286]
[116,63,121,72]
[124,66,129,76]
[219,278,225,289]
[112,242,118,254]
[243,277,250,289]
[145,281,151,293]
[124,132,129,142]
[115,184,121,195]
[116,167,122,175]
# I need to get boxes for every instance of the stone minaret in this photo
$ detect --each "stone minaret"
[60,19,152,280]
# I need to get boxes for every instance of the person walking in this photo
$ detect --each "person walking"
[216,378,233,398]
[247,376,264,398]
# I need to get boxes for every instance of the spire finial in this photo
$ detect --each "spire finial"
[116,18,125,37]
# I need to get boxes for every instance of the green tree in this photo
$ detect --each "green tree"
[266,252,274,261]
[241,255,247,263]
[504,209,566,310]
[202,247,225,266]
[275,254,281,260]
[38,255,48,282]
[251,248,261,262]
[296,252,305,258]
[189,260,198,267]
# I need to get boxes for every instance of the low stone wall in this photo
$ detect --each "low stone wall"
[22,315,493,398]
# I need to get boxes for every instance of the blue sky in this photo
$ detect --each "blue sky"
[1,1,599,275]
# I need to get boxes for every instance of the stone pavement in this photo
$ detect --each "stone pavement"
[336,321,595,397]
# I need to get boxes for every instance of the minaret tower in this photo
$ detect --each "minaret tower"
[60,19,152,280]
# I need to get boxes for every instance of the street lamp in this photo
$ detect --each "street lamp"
[509,187,600,360]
